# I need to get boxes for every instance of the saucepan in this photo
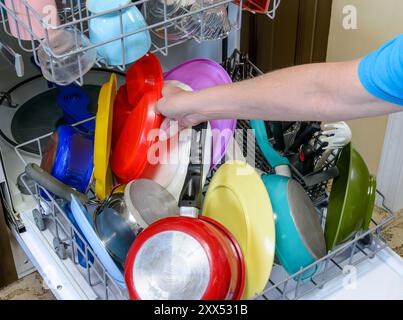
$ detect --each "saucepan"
[325,143,376,250]
[124,123,246,300]
[251,119,327,280]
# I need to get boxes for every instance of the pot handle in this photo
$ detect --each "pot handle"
[25,163,88,204]
[178,122,208,216]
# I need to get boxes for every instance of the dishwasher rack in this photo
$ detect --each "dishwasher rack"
[14,120,396,300]
[15,124,127,299]
[0,0,280,85]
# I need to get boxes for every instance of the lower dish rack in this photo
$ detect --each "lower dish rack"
[13,118,396,300]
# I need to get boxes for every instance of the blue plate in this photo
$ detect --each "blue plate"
[70,195,126,288]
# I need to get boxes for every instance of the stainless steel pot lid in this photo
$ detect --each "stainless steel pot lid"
[124,179,179,228]
[287,179,327,260]
[133,230,210,300]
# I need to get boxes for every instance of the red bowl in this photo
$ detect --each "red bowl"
[125,216,245,300]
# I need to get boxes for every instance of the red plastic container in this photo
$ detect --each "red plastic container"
[111,53,164,183]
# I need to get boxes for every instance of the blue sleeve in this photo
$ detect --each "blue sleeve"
[358,34,403,106]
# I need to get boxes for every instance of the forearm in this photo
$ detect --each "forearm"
[185,59,402,121]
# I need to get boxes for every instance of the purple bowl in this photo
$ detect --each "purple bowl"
[164,59,236,169]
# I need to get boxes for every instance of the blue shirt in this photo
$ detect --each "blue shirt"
[358,34,403,106]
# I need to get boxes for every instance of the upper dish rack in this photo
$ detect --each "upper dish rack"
[0,0,281,85]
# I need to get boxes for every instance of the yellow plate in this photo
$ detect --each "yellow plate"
[94,74,117,200]
[202,161,275,299]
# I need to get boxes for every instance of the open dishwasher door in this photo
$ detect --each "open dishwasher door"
[302,248,403,300]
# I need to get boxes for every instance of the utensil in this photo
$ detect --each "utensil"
[291,144,316,176]
[202,160,275,299]
[70,194,126,287]
[25,163,88,204]
[94,74,117,200]
[289,122,321,152]
[111,55,164,183]
[87,0,151,66]
[325,143,376,250]
[5,0,60,40]
[40,125,94,194]
[37,28,97,85]
[251,120,327,280]
[164,58,236,169]
[315,122,352,170]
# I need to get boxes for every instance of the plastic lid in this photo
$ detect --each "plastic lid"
[111,90,163,183]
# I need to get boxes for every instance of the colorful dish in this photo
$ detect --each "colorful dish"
[202,161,275,299]
[94,74,117,200]
[325,143,376,250]
[164,58,236,169]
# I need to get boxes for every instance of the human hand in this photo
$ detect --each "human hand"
[155,81,209,138]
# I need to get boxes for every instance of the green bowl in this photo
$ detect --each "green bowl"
[325,143,376,250]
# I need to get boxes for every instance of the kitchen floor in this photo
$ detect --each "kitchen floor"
[1,207,402,300]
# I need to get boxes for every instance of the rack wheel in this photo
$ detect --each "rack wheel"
[53,238,67,260]
[359,233,373,247]
[33,209,46,231]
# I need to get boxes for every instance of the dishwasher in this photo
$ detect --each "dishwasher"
[0,0,402,300]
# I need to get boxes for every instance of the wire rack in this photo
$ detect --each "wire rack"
[14,122,127,300]
[0,0,281,85]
